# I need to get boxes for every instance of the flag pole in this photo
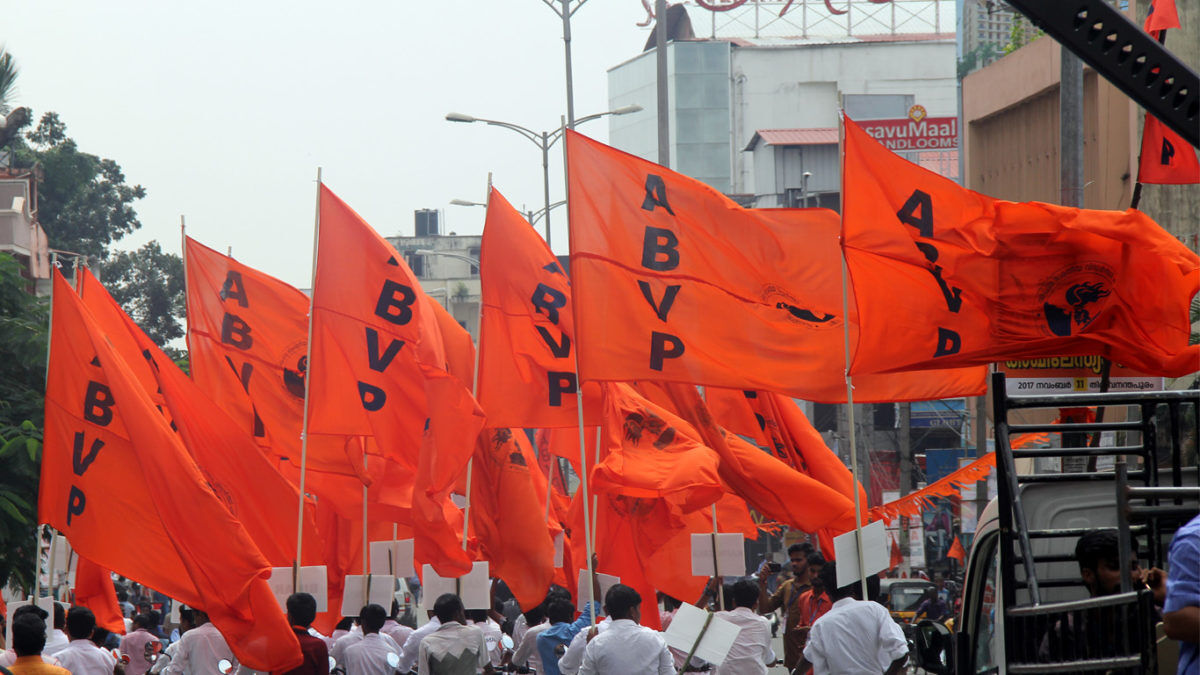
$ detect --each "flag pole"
[699,386,723,611]
[362,453,369,608]
[295,167,322,591]
[36,252,60,602]
[838,111,870,600]
[562,115,598,626]
[462,172,492,552]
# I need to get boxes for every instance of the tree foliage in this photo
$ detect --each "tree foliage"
[101,241,186,352]
[0,46,17,115]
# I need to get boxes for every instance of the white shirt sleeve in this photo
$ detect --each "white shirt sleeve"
[577,642,598,675]
[803,621,825,673]
[656,638,676,675]
[878,605,910,663]
[416,640,429,675]
[477,630,490,671]
[558,629,589,675]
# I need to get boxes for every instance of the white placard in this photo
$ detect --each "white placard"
[577,570,620,613]
[690,533,745,577]
[421,561,491,611]
[269,566,329,613]
[340,574,396,617]
[369,540,415,578]
[5,599,28,649]
[662,602,741,666]
[553,532,564,568]
[168,601,181,625]
[37,597,57,639]
[834,520,889,588]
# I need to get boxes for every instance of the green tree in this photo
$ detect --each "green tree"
[0,46,16,114]
[0,253,47,594]
[101,241,186,352]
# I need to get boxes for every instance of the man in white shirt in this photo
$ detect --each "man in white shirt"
[55,607,119,675]
[44,603,70,656]
[417,594,492,675]
[797,566,909,675]
[556,615,609,675]
[398,613,442,673]
[341,604,401,675]
[713,579,775,675]
[162,610,236,675]
[382,602,415,652]
[465,610,503,668]
[578,585,674,675]
[330,619,401,668]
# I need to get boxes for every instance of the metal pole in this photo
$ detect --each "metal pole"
[542,133,553,247]
[462,173,491,552]
[1060,48,1084,209]
[899,401,912,574]
[656,0,670,167]
[562,0,577,128]
[295,167,322,590]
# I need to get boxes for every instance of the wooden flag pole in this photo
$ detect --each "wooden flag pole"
[35,252,61,601]
[362,452,369,607]
[698,387,724,611]
[838,111,870,600]
[295,167,322,591]
[462,172,492,552]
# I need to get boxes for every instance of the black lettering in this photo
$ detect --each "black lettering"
[220,313,254,350]
[531,284,567,325]
[547,372,577,406]
[220,271,249,307]
[641,227,680,271]
[641,174,675,215]
[543,262,564,276]
[365,327,405,372]
[1161,137,1176,166]
[83,381,115,426]
[72,432,104,476]
[928,265,963,313]
[374,280,416,325]
[223,357,264,437]
[896,189,934,238]
[754,412,767,431]
[638,281,681,321]
[357,382,387,411]
[67,486,86,526]
[933,327,962,357]
[915,241,939,263]
[649,331,685,371]
[535,326,571,358]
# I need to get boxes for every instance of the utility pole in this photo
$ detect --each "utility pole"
[899,402,912,574]
[656,0,670,168]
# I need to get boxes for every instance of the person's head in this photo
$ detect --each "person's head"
[731,579,759,610]
[286,592,318,628]
[546,585,572,604]
[66,606,96,641]
[335,616,355,632]
[522,605,546,626]
[1076,529,1138,597]
[12,604,48,623]
[358,603,387,634]
[53,602,66,630]
[787,543,813,578]
[465,609,488,624]
[133,613,152,630]
[433,594,466,625]
[546,598,576,625]
[806,552,826,584]
[192,609,210,626]
[822,564,858,601]
[604,584,642,622]
[12,613,47,657]
[659,593,682,613]
[177,606,196,633]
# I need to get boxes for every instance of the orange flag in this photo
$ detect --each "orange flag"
[77,268,325,568]
[469,429,556,611]
[310,184,485,575]
[1138,115,1200,185]
[184,236,366,479]
[74,557,125,634]
[40,271,301,671]
[1143,0,1180,34]
[478,188,602,427]
[889,534,903,571]
[842,116,1199,378]
[566,130,985,403]
[591,383,725,516]
[947,536,965,563]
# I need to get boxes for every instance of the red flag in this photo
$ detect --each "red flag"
[74,557,125,634]
[310,184,485,575]
[1144,0,1180,34]
[889,535,903,571]
[1138,115,1200,185]
[478,188,602,427]
[77,267,326,569]
[40,271,301,670]
[947,536,965,563]
[842,116,1199,377]
[565,130,986,403]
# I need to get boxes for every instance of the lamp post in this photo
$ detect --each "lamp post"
[445,104,642,248]
[528,200,566,228]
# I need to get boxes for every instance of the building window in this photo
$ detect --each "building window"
[468,247,481,276]
[406,252,425,278]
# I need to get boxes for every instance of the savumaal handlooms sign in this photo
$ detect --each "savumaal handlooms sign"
[858,105,959,152]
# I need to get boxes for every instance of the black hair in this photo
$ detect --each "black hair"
[465,609,488,623]
[133,613,152,630]
[286,593,318,627]
[12,604,47,621]
[335,616,355,631]
[731,579,759,609]
[1075,529,1134,572]
[178,606,195,627]
[12,613,46,656]
[787,542,814,557]
[522,605,546,626]
[433,594,464,625]
[358,604,387,633]
[823,565,854,601]
[806,552,826,568]
[603,584,641,620]
[546,598,575,624]
[661,594,682,612]
[53,602,65,629]
[546,585,572,603]
[66,606,96,640]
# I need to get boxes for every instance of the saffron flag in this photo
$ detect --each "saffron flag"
[889,535,903,571]
[566,130,986,403]
[77,268,325,568]
[469,429,556,611]
[870,453,995,524]
[478,188,602,427]
[1144,0,1180,34]
[1138,115,1200,185]
[40,271,302,671]
[947,536,965,563]
[184,236,367,479]
[309,184,485,575]
[74,557,125,634]
[842,116,1199,378]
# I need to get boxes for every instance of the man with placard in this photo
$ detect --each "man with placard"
[795,565,909,675]
[712,580,775,674]
[577,585,673,675]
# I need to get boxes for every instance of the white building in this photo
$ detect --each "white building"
[385,209,481,339]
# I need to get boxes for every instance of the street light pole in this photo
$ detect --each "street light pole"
[542,131,552,245]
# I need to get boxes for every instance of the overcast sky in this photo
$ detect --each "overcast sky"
[3,1,656,287]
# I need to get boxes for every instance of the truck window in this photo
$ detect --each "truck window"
[970,534,1001,674]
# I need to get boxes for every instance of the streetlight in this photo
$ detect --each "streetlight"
[449,198,486,208]
[444,104,643,247]
[528,200,566,228]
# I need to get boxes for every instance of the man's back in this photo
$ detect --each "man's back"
[578,619,673,675]
[803,598,908,675]
[165,622,235,675]
[7,656,69,675]
[274,628,329,675]
[416,622,487,675]
[342,633,399,675]
[121,628,162,675]
[713,607,774,675]
[54,639,117,675]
